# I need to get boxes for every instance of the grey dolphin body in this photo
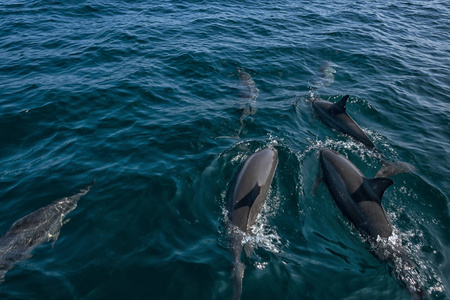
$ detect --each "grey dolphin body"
[312,96,415,177]
[0,183,93,281]
[312,95,377,150]
[218,68,259,139]
[228,148,278,300]
[315,148,392,236]
[315,149,426,299]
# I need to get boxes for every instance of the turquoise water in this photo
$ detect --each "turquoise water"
[0,0,449,299]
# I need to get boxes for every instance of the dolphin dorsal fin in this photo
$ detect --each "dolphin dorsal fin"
[330,95,349,116]
[233,184,261,211]
[335,95,349,111]
[366,177,394,202]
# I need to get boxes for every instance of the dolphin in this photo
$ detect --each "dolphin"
[0,182,94,281]
[314,149,426,299]
[312,95,377,150]
[311,95,415,177]
[218,68,259,139]
[227,147,278,300]
[237,67,259,120]
[311,61,338,90]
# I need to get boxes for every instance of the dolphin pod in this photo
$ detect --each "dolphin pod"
[1,85,423,297]
[314,149,426,299]
[0,182,94,281]
[311,95,415,178]
[224,89,422,298]
[227,147,278,300]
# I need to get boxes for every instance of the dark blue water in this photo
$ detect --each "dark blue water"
[0,0,449,299]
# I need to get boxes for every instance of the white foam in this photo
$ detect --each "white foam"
[381,213,445,296]
[298,137,380,166]
[221,192,285,268]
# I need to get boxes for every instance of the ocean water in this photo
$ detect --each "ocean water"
[0,0,449,299]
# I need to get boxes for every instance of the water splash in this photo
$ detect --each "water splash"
[222,197,283,259]
[220,183,284,273]
[298,137,381,166]
[245,192,283,255]
[395,227,446,296]
[379,209,446,297]
[370,231,428,298]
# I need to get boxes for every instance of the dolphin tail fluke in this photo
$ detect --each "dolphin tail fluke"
[375,160,416,178]
[232,260,245,300]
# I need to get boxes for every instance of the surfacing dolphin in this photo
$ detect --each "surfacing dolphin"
[312,95,376,150]
[314,149,427,299]
[311,95,415,177]
[227,147,278,300]
[0,182,94,281]
[218,67,259,139]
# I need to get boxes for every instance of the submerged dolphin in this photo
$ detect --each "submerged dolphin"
[227,147,278,300]
[218,68,259,139]
[237,67,259,120]
[312,95,415,177]
[0,182,94,281]
[314,149,426,299]
[311,61,338,89]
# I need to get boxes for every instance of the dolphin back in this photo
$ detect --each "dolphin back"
[237,67,259,103]
[228,148,278,233]
[6,181,94,236]
[317,150,427,297]
[318,149,393,238]
[0,182,94,281]
[228,148,278,300]
[312,96,377,150]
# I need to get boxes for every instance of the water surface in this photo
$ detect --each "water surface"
[0,0,449,299]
